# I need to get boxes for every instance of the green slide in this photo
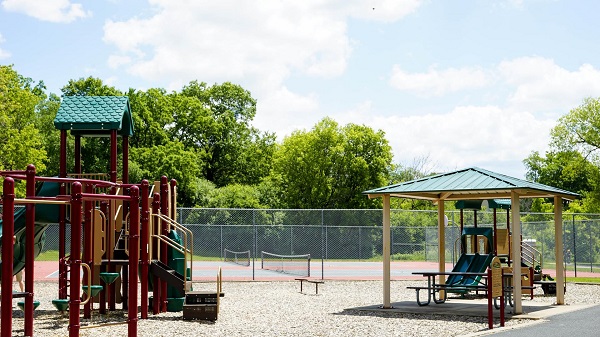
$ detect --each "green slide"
[0,181,60,279]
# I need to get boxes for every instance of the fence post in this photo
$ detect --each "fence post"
[321,209,325,279]
[591,223,594,273]
[359,226,362,261]
[572,214,577,277]
[252,209,256,280]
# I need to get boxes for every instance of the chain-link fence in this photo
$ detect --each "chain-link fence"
[28,208,600,277]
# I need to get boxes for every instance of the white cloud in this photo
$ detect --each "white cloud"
[1,0,91,23]
[253,86,320,138]
[0,33,10,59]
[498,56,600,114]
[389,65,490,96]
[103,0,423,92]
[361,105,554,178]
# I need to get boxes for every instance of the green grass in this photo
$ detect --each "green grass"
[36,250,59,261]
[566,277,600,284]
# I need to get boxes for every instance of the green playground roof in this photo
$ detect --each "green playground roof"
[364,167,579,201]
[54,96,134,137]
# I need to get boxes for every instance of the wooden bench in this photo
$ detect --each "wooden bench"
[295,278,324,294]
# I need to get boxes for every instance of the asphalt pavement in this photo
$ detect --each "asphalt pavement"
[488,304,600,336]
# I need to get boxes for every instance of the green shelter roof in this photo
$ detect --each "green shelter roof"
[54,96,134,137]
[364,167,579,201]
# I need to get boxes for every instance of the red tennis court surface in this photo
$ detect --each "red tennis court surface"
[31,261,600,282]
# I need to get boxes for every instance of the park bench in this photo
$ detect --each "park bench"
[295,278,325,294]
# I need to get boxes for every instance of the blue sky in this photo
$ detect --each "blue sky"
[2,0,600,179]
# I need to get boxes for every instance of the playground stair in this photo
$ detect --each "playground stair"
[149,260,191,297]
[182,291,223,321]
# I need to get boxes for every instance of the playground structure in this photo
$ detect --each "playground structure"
[410,199,553,309]
[0,96,221,337]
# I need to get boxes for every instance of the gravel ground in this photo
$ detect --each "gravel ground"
[4,280,600,337]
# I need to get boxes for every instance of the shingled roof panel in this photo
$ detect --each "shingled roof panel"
[54,96,134,136]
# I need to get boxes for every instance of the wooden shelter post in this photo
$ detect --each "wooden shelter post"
[382,194,391,308]
[554,196,565,304]
[437,201,446,285]
[511,191,523,314]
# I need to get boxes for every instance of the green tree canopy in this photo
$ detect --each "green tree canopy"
[272,117,392,209]
[0,65,48,195]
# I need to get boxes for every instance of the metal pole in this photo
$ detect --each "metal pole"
[1,178,15,337]
[69,182,83,337]
[128,186,140,337]
[24,165,36,336]
[252,210,256,281]
[321,210,325,280]
[572,215,577,277]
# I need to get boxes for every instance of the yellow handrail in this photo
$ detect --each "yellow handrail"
[152,213,194,283]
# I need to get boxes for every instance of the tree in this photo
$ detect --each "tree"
[127,88,174,148]
[130,141,203,206]
[526,97,600,212]
[172,81,275,187]
[272,118,392,209]
[0,65,48,195]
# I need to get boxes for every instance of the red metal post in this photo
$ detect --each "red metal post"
[500,274,505,327]
[99,200,108,315]
[122,136,129,184]
[69,182,83,337]
[1,178,15,337]
[59,130,68,298]
[160,176,169,312]
[110,130,117,183]
[170,179,177,220]
[74,135,81,174]
[25,164,36,336]
[152,192,161,315]
[83,183,93,318]
[487,268,493,329]
[140,180,150,319]
[128,186,140,336]
[108,186,117,311]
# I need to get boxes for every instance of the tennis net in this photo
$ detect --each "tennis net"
[223,249,251,266]
[260,251,311,277]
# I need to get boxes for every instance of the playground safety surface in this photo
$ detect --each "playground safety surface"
[348,298,596,320]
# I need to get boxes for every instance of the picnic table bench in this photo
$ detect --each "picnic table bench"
[295,278,325,294]
[408,271,488,306]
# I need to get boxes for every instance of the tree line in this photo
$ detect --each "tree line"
[3,64,600,213]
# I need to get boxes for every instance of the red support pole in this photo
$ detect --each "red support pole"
[128,186,140,336]
[487,268,493,329]
[170,179,177,220]
[83,183,93,319]
[69,182,83,337]
[110,130,117,183]
[140,180,150,319]
[59,130,68,298]
[160,176,169,313]
[99,200,109,315]
[122,136,129,184]
[1,178,15,337]
[108,186,117,311]
[500,274,505,327]
[152,193,161,315]
[25,165,36,336]
[74,135,81,174]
